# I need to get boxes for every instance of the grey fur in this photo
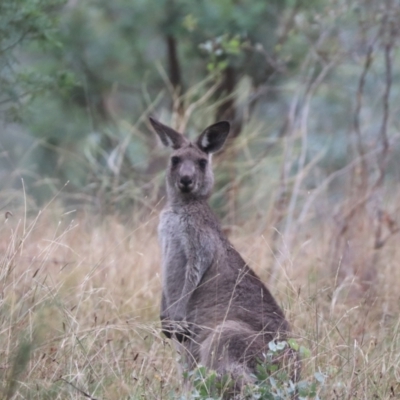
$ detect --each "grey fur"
[149,117,298,388]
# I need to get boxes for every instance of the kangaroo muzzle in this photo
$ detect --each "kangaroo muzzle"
[178,162,195,193]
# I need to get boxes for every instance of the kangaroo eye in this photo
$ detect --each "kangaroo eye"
[198,159,208,170]
[171,156,180,166]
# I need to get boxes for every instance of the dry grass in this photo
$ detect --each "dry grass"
[0,197,399,399]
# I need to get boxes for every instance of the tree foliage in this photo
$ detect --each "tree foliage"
[1,0,399,216]
[0,0,67,118]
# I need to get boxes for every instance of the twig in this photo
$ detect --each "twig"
[375,25,394,188]
[372,5,396,248]
[353,43,374,160]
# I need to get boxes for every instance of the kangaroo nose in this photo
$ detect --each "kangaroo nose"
[180,176,193,186]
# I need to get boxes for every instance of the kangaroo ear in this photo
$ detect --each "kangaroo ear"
[196,121,230,154]
[149,117,187,150]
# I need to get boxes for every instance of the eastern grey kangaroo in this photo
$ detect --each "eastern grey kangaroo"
[150,117,297,390]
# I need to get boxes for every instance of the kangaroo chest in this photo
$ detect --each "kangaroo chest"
[158,210,190,301]
[158,207,218,303]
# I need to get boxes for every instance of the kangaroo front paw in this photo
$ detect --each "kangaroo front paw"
[161,326,172,339]
[173,320,192,343]
[162,319,192,343]
[161,315,172,339]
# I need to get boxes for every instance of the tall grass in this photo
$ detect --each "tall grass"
[0,205,170,399]
[0,184,399,399]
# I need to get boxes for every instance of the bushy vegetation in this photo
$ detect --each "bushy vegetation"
[1,0,400,398]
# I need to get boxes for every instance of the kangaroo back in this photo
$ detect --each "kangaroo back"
[149,117,299,393]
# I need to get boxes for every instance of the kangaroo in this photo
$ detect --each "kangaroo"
[149,117,298,392]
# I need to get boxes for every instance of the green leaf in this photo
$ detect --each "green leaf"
[288,338,299,351]
[314,371,326,384]
[299,345,311,358]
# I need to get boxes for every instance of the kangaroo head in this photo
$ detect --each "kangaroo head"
[149,117,230,201]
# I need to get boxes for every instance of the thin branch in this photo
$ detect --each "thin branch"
[375,29,394,188]
[0,91,34,106]
[59,378,98,400]
[276,0,301,49]
[0,30,31,55]
[353,44,374,160]
[375,226,400,249]
[372,6,397,249]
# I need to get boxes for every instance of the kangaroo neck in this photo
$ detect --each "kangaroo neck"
[166,183,211,208]
[167,194,210,209]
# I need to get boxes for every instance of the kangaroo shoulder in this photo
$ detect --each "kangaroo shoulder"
[159,208,178,229]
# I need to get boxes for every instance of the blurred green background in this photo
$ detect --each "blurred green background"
[1,0,399,218]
